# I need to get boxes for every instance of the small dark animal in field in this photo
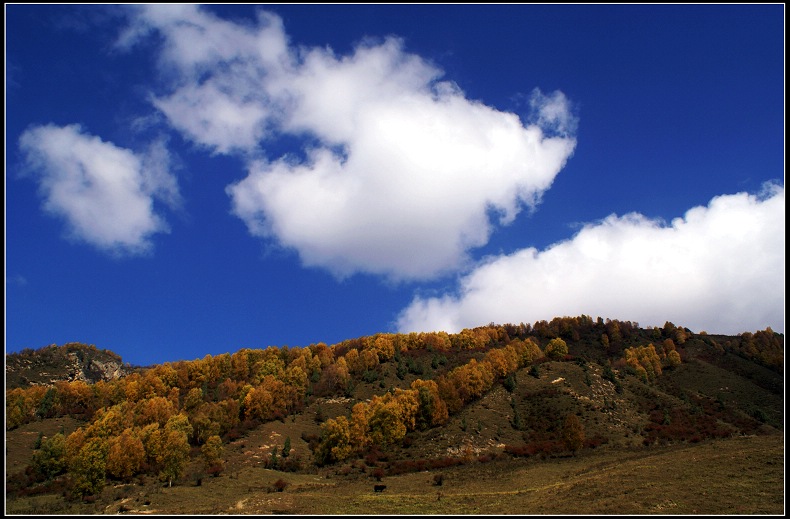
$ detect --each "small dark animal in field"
[373,484,387,492]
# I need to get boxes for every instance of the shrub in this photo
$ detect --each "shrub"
[206,463,224,478]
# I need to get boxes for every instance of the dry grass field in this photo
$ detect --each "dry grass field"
[6,433,783,515]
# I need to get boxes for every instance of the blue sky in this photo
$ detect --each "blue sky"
[5,4,784,367]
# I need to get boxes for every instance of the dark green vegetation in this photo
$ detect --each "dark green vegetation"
[5,317,784,515]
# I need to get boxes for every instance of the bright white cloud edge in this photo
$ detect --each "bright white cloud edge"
[397,184,785,336]
[18,124,180,255]
[123,5,578,281]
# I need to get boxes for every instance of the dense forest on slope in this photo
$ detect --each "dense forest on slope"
[5,316,783,511]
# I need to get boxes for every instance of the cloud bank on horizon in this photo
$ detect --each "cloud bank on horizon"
[397,184,785,336]
[16,5,784,338]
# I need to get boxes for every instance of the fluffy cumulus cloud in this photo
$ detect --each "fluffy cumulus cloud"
[121,5,577,280]
[397,184,785,335]
[19,124,180,255]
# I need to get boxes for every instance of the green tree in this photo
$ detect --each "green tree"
[512,405,523,431]
[545,338,568,360]
[201,435,225,473]
[503,373,517,393]
[71,437,109,497]
[36,387,58,419]
[154,414,193,487]
[666,350,682,368]
[411,379,448,429]
[31,433,67,480]
[158,429,190,487]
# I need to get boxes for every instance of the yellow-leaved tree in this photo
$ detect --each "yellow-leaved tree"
[106,428,145,481]
[315,416,352,466]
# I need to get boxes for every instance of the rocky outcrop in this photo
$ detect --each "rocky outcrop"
[6,343,132,389]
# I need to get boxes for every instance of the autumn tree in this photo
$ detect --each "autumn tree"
[157,415,192,487]
[135,396,177,427]
[139,423,163,470]
[315,416,352,465]
[436,375,463,415]
[372,334,396,361]
[666,349,682,368]
[344,348,362,374]
[508,337,543,366]
[231,349,251,381]
[106,428,145,481]
[485,346,519,378]
[190,402,222,445]
[86,404,130,439]
[316,358,351,395]
[158,429,190,487]
[309,342,334,368]
[411,379,449,429]
[283,364,308,401]
[562,414,585,454]
[605,319,623,345]
[450,358,495,404]
[661,339,682,368]
[366,394,409,446]
[623,344,663,382]
[183,387,204,412]
[420,331,452,352]
[6,387,43,429]
[64,427,87,469]
[349,402,371,448]
[451,328,489,349]
[360,349,380,373]
[243,385,274,422]
[55,380,96,417]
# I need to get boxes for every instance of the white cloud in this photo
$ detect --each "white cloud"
[19,124,180,255]
[122,5,291,156]
[123,5,578,280]
[397,184,785,335]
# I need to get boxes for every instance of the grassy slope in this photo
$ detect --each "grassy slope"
[6,434,783,515]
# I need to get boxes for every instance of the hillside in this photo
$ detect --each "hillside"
[5,316,784,515]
